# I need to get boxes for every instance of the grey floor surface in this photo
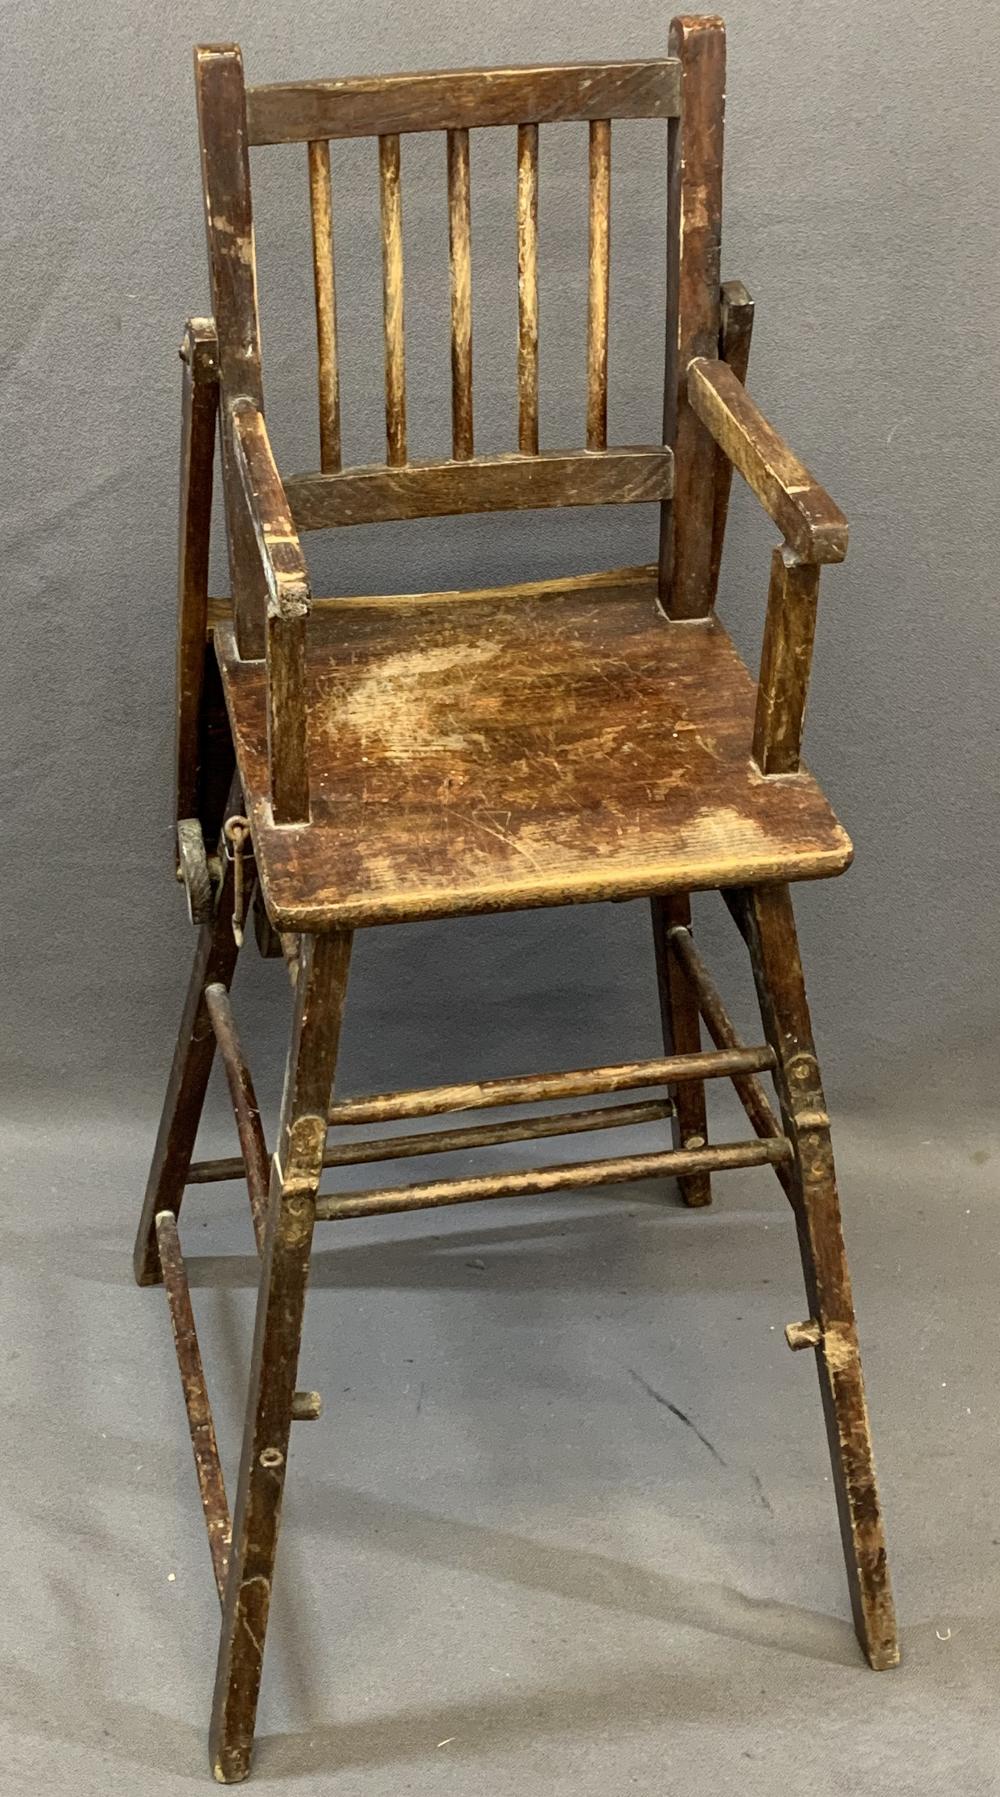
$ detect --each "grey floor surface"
[3,1092,999,1795]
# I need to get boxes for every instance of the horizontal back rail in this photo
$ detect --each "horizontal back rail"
[246,59,680,144]
[285,446,673,529]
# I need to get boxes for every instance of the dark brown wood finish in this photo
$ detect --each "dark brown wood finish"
[195,45,267,659]
[246,61,681,143]
[688,356,849,563]
[752,549,821,775]
[140,29,892,1780]
[188,1098,675,1184]
[134,793,244,1286]
[175,318,219,832]
[204,982,270,1251]
[214,574,853,931]
[285,447,672,529]
[210,931,353,1782]
[307,139,342,471]
[659,14,725,614]
[651,893,711,1206]
[708,277,754,601]
[156,1211,232,1600]
[727,884,899,1672]
[316,1135,792,1221]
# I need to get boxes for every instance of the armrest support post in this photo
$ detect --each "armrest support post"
[230,399,312,824]
[752,548,821,775]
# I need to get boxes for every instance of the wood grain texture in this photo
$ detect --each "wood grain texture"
[230,399,312,822]
[659,15,725,615]
[286,446,672,528]
[688,357,849,563]
[517,123,540,454]
[378,133,407,466]
[316,1135,791,1221]
[709,277,754,601]
[586,120,611,450]
[214,571,853,931]
[211,931,353,1783]
[752,548,821,774]
[446,127,474,458]
[665,919,789,1194]
[246,60,681,144]
[195,44,267,657]
[307,139,341,471]
[189,1099,674,1184]
[175,318,219,832]
[729,883,899,1673]
[327,1044,773,1126]
[155,1212,232,1601]
[650,893,711,1205]
[134,787,244,1285]
[204,982,270,1253]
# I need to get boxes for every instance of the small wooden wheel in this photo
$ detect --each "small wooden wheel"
[176,818,213,925]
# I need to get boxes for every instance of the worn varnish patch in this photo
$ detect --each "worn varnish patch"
[216,570,852,929]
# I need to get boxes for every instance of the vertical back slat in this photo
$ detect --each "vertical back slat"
[446,128,474,460]
[659,16,725,614]
[378,132,407,466]
[586,120,611,450]
[307,139,342,471]
[516,123,539,455]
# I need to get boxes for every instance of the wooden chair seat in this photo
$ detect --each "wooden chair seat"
[215,566,851,931]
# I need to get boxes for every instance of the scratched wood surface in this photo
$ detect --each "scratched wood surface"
[246,60,680,143]
[214,569,852,930]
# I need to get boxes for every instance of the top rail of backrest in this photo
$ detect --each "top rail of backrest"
[245,59,681,145]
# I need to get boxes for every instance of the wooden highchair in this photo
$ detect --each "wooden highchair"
[134,17,898,1780]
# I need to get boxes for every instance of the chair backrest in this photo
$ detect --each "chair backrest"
[195,16,725,655]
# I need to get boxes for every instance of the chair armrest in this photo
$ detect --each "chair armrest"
[230,398,311,619]
[687,357,848,565]
[229,399,312,824]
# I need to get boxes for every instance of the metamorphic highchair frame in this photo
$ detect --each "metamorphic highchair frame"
[134,16,899,1782]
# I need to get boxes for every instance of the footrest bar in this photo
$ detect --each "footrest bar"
[205,983,270,1253]
[316,1136,792,1221]
[187,1097,675,1186]
[154,1211,232,1604]
[327,1047,775,1129]
[666,924,792,1195]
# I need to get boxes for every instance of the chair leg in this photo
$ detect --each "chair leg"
[651,893,711,1206]
[133,842,242,1287]
[210,929,353,1784]
[730,883,899,1670]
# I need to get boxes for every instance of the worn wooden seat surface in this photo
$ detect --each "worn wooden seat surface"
[215,565,851,930]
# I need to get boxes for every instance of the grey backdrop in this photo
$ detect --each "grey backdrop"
[4,0,998,1128]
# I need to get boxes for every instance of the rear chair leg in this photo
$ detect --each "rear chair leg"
[210,929,353,1784]
[731,883,899,1670]
[133,826,242,1286]
[651,894,711,1206]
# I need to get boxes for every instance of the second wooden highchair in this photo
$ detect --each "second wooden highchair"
[135,16,898,1781]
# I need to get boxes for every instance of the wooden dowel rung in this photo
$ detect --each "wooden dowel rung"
[328,1046,774,1127]
[308,139,341,471]
[586,119,611,450]
[666,924,792,1196]
[316,1136,791,1221]
[446,126,473,459]
[378,132,407,466]
[516,122,539,454]
[187,1097,674,1185]
[155,1211,231,1602]
[204,983,270,1253]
